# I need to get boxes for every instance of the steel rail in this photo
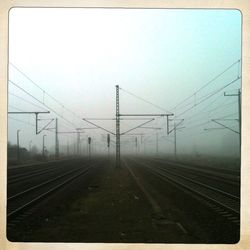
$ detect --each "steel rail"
[8,166,87,201]
[146,158,240,192]
[151,169,240,215]
[155,165,239,201]
[7,165,93,219]
[149,157,240,181]
[129,158,239,216]
[8,159,87,183]
[8,166,62,184]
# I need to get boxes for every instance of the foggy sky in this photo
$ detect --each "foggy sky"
[8,8,241,157]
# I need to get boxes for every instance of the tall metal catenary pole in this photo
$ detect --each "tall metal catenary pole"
[88,137,91,160]
[224,89,241,156]
[55,118,59,159]
[135,137,138,155]
[156,132,159,156]
[17,130,21,162]
[76,129,80,155]
[43,134,46,158]
[238,89,241,154]
[174,123,177,159]
[29,140,32,152]
[107,134,110,158]
[116,85,120,168]
[67,141,69,157]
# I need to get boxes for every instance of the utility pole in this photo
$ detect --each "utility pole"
[55,118,59,159]
[82,86,173,168]
[116,85,120,168]
[156,132,159,156]
[43,134,46,158]
[76,129,80,156]
[140,127,162,155]
[135,137,138,155]
[57,129,86,157]
[17,129,21,162]
[141,134,144,155]
[238,89,241,151]
[137,137,140,154]
[223,89,241,155]
[174,122,177,159]
[88,137,91,160]
[29,140,32,152]
[107,134,110,158]
[8,111,50,134]
[144,136,146,154]
[168,119,184,159]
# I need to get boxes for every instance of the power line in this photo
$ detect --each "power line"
[184,112,238,131]
[184,121,211,130]
[8,117,75,141]
[174,88,226,115]
[183,100,238,124]
[119,87,172,113]
[9,62,83,121]
[9,79,78,129]
[215,112,238,120]
[8,116,35,127]
[170,59,241,111]
[177,129,207,139]
[176,77,240,117]
[9,92,48,111]
[8,105,26,112]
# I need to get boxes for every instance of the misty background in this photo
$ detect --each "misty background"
[8,8,241,161]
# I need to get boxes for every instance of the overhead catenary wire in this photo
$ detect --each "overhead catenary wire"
[9,62,82,121]
[125,65,240,143]
[170,59,241,111]
[8,116,75,140]
[213,112,239,120]
[9,79,78,129]
[183,100,238,125]
[184,111,238,131]
[9,64,109,136]
[175,77,240,118]
[8,105,27,112]
[178,84,240,115]
[119,87,172,113]
[176,129,207,139]
[169,89,238,133]
[182,121,211,131]
[8,116,36,127]
[9,61,241,156]
[9,92,48,112]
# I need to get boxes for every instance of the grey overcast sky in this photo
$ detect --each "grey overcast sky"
[8,8,241,156]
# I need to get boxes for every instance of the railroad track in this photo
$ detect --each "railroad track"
[8,165,65,184]
[129,158,240,226]
[144,158,240,197]
[7,161,95,225]
[150,157,240,181]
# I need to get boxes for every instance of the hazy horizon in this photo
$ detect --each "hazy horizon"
[8,8,241,159]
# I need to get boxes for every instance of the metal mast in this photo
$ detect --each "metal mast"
[55,118,59,158]
[238,89,241,152]
[17,130,20,162]
[222,89,241,155]
[76,129,80,156]
[174,122,177,158]
[116,85,120,168]
[82,86,173,168]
